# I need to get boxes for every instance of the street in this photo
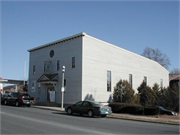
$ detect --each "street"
[1,105,179,134]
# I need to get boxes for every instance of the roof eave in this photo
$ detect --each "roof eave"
[28,32,86,52]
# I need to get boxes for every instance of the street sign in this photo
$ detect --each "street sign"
[61,87,64,92]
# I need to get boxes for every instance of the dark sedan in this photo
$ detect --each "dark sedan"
[157,106,177,115]
[65,101,112,117]
[1,94,8,104]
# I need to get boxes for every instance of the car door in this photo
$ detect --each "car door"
[8,93,14,104]
[11,93,18,104]
[71,101,83,113]
[80,101,92,114]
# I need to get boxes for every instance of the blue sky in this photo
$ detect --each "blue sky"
[1,0,179,82]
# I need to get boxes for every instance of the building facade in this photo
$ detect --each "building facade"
[28,32,169,104]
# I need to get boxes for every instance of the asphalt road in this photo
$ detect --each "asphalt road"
[1,105,179,134]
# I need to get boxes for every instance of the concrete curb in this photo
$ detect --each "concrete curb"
[107,115,179,125]
[32,105,179,125]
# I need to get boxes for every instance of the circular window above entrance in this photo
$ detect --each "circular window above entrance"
[50,50,54,58]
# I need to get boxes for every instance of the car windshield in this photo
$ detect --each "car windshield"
[158,106,165,110]
[90,101,103,106]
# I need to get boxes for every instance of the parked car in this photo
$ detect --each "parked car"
[1,94,8,104]
[3,92,35,107]
[65,100,112,117]
[157,106,177,116]
[1,93,2,103]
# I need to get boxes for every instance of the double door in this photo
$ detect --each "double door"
[47,87,55,102]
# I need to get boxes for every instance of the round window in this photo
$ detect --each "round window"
[50,50,54,58]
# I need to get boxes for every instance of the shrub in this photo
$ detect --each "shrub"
[108,102,143,114]
[113,79,135,103]
[137,81,156,109]
[144,107,159,115]
[108,102,128,113]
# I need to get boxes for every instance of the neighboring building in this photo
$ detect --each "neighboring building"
[3,85,25,94]
[169,74,179,89]
[28,32,169,104]
[0,84,2,93]
[0,78,3,94]
[0,78,27,94]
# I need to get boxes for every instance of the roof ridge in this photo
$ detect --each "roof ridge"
[28,32,86,52]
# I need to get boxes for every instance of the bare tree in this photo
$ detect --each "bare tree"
[142,47,171,70]
[170,68,180,74]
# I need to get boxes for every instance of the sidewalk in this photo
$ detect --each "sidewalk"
[32,105,179,125]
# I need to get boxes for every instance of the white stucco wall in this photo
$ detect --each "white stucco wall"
[82,35,169,102]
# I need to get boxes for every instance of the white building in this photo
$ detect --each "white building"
[28,32,169,104]
[0,83,3,94]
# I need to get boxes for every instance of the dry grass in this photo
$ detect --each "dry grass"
[146,113,180,120]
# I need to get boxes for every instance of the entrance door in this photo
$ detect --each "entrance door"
[47,87,55,102]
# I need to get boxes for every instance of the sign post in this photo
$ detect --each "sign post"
[61,66,65,109]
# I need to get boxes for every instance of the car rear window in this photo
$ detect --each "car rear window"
[13,93,18,97]
[20,93,30,97]
[90,102,103,106]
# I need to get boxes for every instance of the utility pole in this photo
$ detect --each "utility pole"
[61,66,65,109]
[24,60,26,86]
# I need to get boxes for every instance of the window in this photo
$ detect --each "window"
[44,61,51,73]
[107,71,111,92]
[144,76,147,84]
[57,60,60,71]
[33,65,35,75]
[44,62,46,73]
[82,102,91,107]
[75,101,83,107]
[129,74,133,88]
[50,50,54,58]
[72,57,75,68]
[31,81,36,92]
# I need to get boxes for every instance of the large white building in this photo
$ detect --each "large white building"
[28,32,169,104]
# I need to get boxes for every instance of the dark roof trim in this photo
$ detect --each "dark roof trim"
[28,32,86,52]
[169,75,180,82]
[0,79,26,85]
[37,73,58,82]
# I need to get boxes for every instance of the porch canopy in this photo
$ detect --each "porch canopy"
[37,73,58,84]
[37,73,58,91]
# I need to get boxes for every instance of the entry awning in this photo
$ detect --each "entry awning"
[37,73,58,83]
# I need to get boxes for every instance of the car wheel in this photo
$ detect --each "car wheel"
[4,100,8,105]
[15,101,19,107]
[101,115,107,117]
[67,108,72,115]
[87,110,94,117]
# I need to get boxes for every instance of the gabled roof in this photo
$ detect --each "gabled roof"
[37,74,58,82]
[169,75,180,82]
[28,32,86,52]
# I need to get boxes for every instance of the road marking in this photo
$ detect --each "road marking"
[1,111,108,134]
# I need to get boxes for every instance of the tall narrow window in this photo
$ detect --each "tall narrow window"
[31,81,36,92]
[44,61,52,73]
[57,60,60,71]
[129,74,133,88]
[33,65,35,75]
[107,71,111,92]
[144,76,147,84]
[72,57,75,68]
[44,62,46,73]
[160,79,163,88]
